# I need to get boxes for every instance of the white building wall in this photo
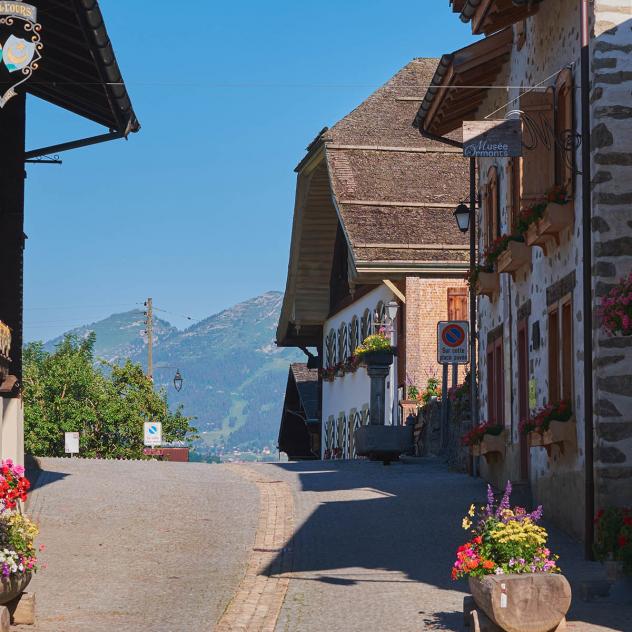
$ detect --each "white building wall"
[0,398,24,466]
[322,285,395,458]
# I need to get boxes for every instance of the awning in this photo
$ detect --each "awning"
[414,28,513,137]
[453,0,543,35]
[27,0,139,134]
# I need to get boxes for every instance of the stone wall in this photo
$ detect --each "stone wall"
[591,0,632,511]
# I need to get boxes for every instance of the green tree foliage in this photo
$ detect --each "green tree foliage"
[22,334,197,458]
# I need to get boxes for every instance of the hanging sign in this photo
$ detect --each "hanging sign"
[0,1,43,108]
[437,321,469,365]
[463,120,522,158]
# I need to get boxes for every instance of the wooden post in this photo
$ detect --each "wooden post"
[145,297,153,380]
[0,93,26,387]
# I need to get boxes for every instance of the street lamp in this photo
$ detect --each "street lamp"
[173,369,183,392]
[453,203,470,233]
[386,300,399,322]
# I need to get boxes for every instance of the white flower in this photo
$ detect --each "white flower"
[494,567,504,575]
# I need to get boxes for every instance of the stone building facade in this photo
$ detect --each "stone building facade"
[417,0,632,540]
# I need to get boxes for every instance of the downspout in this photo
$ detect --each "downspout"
[581,0,595,558]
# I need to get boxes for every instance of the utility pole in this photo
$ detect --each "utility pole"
[144,298,153,381]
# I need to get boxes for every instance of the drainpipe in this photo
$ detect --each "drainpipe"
[469,157,479,432]
[581,0,595,559]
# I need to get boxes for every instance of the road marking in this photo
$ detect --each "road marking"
[216,465,294,632]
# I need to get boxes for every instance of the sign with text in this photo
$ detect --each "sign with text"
[64,432,79,455]
[143,422,162,447]
[463,120,522,158]
[437,321,469,365]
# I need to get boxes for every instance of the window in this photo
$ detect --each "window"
[361,309,371,341]
[448,287,468,321]
[338,323,347,363]
[349,316,359,354]
[375,301,386,331]
[486,336,504,426]
[520,89,555,206]
[326,329,336,369]
[547,297,573,404]
[508,157,522,231]
[484,166,500,249]
[555,68,575,196]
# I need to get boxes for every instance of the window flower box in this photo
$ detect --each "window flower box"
[497,240,531,278]
[475,270,499,299]
[470,430,506,463]
[528,419,576,456]
[525,221,555,256]
[538,202,574,240]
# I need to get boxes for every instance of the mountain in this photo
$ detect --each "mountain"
[43,292,303,451]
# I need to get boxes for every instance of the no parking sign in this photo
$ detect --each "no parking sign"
[437,321,469,364]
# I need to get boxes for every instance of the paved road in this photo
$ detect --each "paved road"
[21,457,631,632]
[24,458,259,632]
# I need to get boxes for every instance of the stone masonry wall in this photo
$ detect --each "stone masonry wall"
[591,1,632,511]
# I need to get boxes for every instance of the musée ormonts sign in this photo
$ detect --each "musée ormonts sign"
[0,1,43,108]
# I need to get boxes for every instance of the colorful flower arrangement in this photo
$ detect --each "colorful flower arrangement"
[482,234,525,267]
[598,272,632,337]
[0,460,41,578]
[452,481,560,580]
[594,507,632,575]
[0,322,10,360]
[461,421,503,447]
[519,401,573,436]
[354,332,392,357]
[421,377,441,404]
[515,186,570,235]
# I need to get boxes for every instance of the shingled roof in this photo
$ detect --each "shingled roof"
[290,364,319,422]
[277,58,470,346]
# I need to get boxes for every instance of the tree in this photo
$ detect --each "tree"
[22,334,197,458]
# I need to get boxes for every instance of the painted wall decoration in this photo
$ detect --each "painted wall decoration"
[0,1,42,108]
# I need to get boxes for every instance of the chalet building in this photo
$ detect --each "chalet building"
[0,0,138,464]
[278,364,320,460]
[416,0,632,541]
[277,59,470,460]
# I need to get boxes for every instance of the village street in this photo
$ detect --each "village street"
[22,458,631,632]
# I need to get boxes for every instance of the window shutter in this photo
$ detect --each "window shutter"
[555,69,575,196]
[448,288,468,321]
[520,89,555,204]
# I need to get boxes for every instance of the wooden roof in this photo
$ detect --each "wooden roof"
[26,0,139,133]
[277,59,469,346]
[290,364,320,422]
[453,0,543,35]
[414,29,513,137]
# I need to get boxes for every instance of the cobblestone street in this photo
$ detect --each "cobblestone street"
[22,457,632,631]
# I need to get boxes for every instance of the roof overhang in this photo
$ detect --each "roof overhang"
[414,28,513,137]
[452,0,543,36]
[26,0,139,134]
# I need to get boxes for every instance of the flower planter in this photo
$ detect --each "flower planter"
[354,425,412,462]
[538,202,574,240]
[0,572,31,606]
[470,430,506,463]
[497,241,531,279]
[358,350,394,368]
[476,271,500,299]
[528,420,576,456]
[525,222,555,256]
[468,573,571,632]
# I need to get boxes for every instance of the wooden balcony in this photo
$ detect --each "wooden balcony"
[497,240,531,278]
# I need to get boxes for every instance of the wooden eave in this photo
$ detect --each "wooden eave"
[457,0,543,36]
[414,28,513,137]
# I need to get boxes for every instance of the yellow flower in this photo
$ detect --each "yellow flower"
[462,517,472,530]
[468,504,476,517]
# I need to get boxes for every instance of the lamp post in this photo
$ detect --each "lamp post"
[453,161,479,465]
[154,365,184,392]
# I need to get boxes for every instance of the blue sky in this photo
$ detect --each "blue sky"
[24,1,476,341]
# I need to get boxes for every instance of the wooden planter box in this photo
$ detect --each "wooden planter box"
[528,420,576,456]
[468,573,571,632]
[476,271,499,299]
[539,202,574,239]
[470,430,506,463]
[497,241,531,278]
[525,222,554,255]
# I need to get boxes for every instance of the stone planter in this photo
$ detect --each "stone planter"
[358,350,395,367]
[497,241,531,279]
[468,574,571,632]
[354,425,412,463]
[0,573,31,606]
[528,420,576,456]
[470,430,506,463]
[476,271,499,300]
